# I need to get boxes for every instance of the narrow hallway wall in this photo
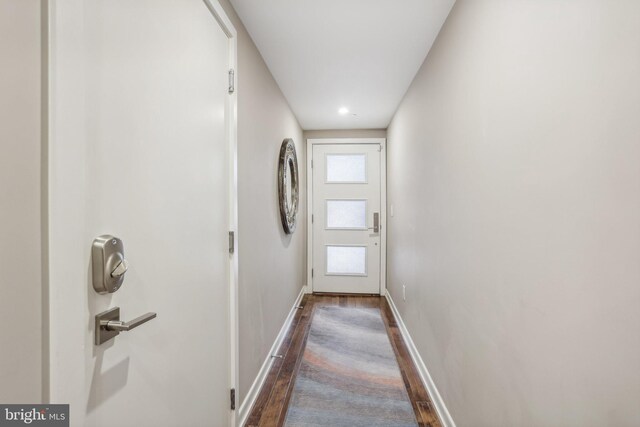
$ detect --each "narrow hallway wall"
[0,0,43,403]
[217,0,306,404]
[386,1,640,426]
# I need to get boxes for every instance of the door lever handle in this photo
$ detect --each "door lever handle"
[95,307,157,345]
[102,312,156,332]
[367,212,380,233]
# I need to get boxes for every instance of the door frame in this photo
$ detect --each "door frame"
[46,1,239,425]
[306,138,387,295]
[203,2,240,424]
[205,2,240,425]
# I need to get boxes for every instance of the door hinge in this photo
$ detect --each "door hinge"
[228,69,235,94]
[311,159,313,168]
[312,214,314,224]
[230,388,236,410]
[311,268,314,278]
[229,231,235,254]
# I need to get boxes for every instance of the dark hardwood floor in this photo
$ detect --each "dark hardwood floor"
[244,294,443,427]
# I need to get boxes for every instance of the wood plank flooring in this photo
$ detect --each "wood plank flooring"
[244,294,442,427]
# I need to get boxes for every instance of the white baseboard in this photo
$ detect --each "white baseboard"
[385,293,456,427]
[237,286,306,427]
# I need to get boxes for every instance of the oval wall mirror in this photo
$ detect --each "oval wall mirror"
[278,138,299,234]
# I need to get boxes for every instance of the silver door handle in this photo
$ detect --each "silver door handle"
[102,312,157,332]
[95,307,157,345]
[367,212,380,233]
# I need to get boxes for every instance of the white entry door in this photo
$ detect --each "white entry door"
[311,142,383,294]
[48,1,237,426]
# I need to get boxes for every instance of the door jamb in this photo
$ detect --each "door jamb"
[201,1,239,425]
[306,138,387,296]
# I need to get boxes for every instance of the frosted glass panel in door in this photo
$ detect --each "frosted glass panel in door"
[326,154,366,183]
[326,246,367,275]
[326,200,367,229]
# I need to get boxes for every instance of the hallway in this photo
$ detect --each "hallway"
[1,0,639,426]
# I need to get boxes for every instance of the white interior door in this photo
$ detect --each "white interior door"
[312,143,382,294]
[48,1,237,426]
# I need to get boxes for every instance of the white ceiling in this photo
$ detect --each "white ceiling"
[229,0,456,130]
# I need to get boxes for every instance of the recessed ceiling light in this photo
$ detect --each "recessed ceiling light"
[338,107,349,115]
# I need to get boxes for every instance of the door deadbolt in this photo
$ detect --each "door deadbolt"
[92,235,128,294]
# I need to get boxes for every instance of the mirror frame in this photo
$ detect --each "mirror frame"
[278,138,299,234]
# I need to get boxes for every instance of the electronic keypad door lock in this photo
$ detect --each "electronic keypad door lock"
[92,235,128,294]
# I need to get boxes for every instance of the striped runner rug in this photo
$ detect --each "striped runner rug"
[284,306,418,427]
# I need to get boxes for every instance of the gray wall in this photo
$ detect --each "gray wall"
[0,0,43,403]
[304,129,386,140]
[218,0,306,404]
[386,1,640,426]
